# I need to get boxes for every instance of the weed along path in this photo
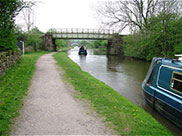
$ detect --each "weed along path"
[10,53,115,135]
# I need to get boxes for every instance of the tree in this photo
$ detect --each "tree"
[89,40,107,48]
[95,0,182,33]
[56,40,67,49]
[16,0,37,32]
[30,26,43,34]
[123,13,182,60]
[21,1,37,32]
[80,40,89,47]
[156,0,182,16]
[15,25,28,41]
[26,27,43,51]
[47,28,57,33]
[0,0,25,51]
[0,0,25,29]
[148,13,182,57]
[0,0,34,51]
[21,6,34,32]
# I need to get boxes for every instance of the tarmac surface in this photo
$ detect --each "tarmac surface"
[11,53,115,135]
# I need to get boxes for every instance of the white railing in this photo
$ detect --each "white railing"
[47,28,117,35]
[46,28,117,39]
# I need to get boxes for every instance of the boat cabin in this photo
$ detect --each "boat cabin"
[142,57,182,128]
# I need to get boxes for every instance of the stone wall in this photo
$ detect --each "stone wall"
[42,34,54,51]
[107,33,124,56]
[0,49,21,76]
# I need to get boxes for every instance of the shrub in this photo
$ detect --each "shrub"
[0,0,25,52]
[0,28,17,51]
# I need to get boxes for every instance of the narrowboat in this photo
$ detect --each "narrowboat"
[78,50,87,56]
[142,56,182,128]
[78,46,87,56]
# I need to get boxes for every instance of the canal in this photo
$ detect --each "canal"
[67,47,182,135]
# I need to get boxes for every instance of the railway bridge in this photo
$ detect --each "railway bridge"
[42,28,123,55]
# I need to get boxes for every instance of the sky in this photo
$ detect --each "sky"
[16,0,108,32]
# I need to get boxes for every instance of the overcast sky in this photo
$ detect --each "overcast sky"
[16,0,109,32]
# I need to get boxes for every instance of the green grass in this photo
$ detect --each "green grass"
[53,52,172,135]
[0,51,48,136]
[58,46,73,52]
[93,48,107,55]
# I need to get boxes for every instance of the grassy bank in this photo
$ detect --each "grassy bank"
[53,52,171,135]
[0,51,48,135]
[92,48,107,55]
[58,46,73,52]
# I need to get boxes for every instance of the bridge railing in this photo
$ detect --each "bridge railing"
[47,28,117,35]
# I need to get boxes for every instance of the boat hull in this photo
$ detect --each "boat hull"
[78,51,87,56]
[143,90,182,128]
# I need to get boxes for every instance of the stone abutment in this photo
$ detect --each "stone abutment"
[107,34,124,56]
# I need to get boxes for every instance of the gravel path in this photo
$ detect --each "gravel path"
[11,53,115,135]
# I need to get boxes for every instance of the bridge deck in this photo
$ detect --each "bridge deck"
[47,28,116,40]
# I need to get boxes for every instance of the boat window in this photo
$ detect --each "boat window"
[144,58,156,85]
[147,69,155,85]
[171,72,182,93]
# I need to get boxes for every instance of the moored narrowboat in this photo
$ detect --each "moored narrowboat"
[142,57,182,128]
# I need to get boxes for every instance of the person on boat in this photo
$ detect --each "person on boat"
[79,46,85,52]
[79,46,87,55]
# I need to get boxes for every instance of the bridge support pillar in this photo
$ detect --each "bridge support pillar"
[107,33,123,56]
[42,34,55,51]
[107,39,112,55]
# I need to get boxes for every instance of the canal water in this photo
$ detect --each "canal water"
[67,47,182,135]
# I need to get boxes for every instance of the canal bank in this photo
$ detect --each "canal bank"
[67,47,182,135]
[54,52,171,135]
[11,53,115,135]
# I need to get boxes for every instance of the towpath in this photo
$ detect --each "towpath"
[10,53,114,135]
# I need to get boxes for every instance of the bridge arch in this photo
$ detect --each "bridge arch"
[71,43,79,47]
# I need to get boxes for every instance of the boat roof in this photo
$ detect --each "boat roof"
[156,58,182,69]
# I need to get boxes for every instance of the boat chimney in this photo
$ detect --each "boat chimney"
[175,54,182,61]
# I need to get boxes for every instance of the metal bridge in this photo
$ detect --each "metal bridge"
[43,28,123,55]
[46,28,117,40]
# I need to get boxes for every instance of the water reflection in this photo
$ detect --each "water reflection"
[106,56,150,106]
[67,47,182,135]
[68,47,148,106]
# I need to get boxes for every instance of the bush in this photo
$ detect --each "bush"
[123,34,148,60]
[26,34,42,51]
[0,0,25,52]
[123,13,182,61]
[89,40,107,48]
[0,28,17,51]
[56,39,67,49]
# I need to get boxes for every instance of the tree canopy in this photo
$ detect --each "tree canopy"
[95,0,182,60]
[96,0,182,33]
[0,0,31,51]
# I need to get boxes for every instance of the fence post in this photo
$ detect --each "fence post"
[20,41,24,55]
[22,41,24,55]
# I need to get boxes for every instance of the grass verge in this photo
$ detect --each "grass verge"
[58,46,73,52]
[53,52,171,135]
[92,48,107,55]
[0,51,48,136]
